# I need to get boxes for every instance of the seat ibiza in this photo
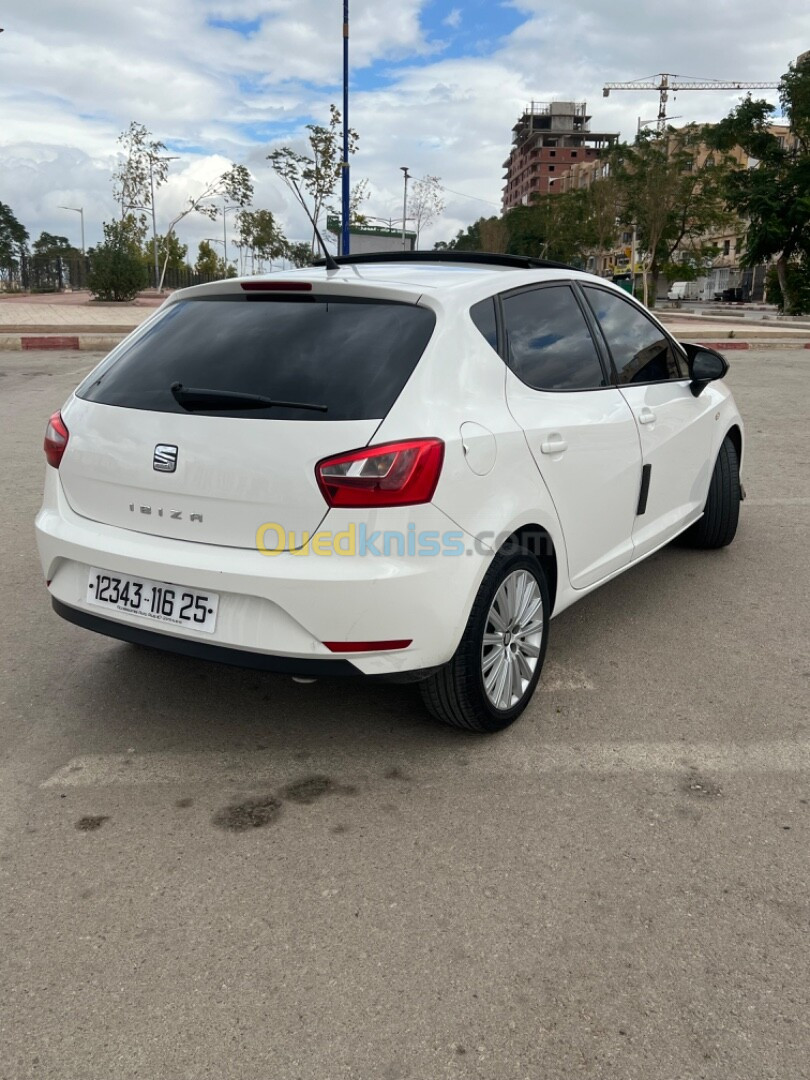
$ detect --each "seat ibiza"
[36,253,743,732]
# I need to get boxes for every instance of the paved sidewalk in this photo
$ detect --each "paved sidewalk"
[0,291,160,335]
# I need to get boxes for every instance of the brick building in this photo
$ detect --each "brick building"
[501,101,618,212]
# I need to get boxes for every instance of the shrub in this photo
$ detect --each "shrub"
[87,218,148,301]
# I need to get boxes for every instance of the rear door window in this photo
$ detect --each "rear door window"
[501,285,607,391]
[77,295,436,421]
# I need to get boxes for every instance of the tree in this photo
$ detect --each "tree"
[0,202,29,290]
[610,126,733,305]
[87,215,148,301]
[709,56,810,313]
[478,216,509,253]
[157,164,253,290]
[284,241,313,268]
[328,178,370,229]
[268,104,358,255]
[434,196,595,265]
[234,209,287,273]
[112,121,171,220]
[434,219,482,251]
[195,240,227,278]
[147,233,188,274]
[409,175,445,246]
[765,259,810,312]
[581,174,621,274]
[31,232,76,291]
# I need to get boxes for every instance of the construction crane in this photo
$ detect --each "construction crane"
[603,74,779,131]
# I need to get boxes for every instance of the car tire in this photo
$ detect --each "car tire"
[681,435,741,549]
[419,542,550,733]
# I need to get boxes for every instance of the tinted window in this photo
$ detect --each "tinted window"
[501,285,606,391]
[583,287,685,383]
[470,297,498,351]
[77,295,436,422]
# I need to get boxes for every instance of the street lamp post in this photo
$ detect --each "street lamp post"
[58,206,85,256]
[223,204,241,271]
[630,222,638,298]
[400,167,410,251]
[341,0,350,257]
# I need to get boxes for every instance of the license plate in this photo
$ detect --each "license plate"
[86,568,219,634]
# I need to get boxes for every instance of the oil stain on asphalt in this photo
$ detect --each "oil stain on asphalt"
[75,815,110,831]
[211,774,358,832]
[212,796,282,832]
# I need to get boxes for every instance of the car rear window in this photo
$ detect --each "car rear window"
[77,294,436,421]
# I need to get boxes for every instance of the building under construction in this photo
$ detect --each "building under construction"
[501,101,618,212]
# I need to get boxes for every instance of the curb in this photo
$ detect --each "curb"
[0,323,141,334]
[696,341,810,351]
[0,334,126,352]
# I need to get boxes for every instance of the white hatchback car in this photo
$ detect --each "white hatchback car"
[37,253,743,732]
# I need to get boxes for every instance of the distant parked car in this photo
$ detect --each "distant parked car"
[721,287,744,303]
[668,281,699,301]
[37,252,744,733]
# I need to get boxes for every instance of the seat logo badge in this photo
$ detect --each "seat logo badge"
[153,444,178,473]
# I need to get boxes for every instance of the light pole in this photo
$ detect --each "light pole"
[58,206,85,256]
[341,0,350,256]
[400,167,410,251]
[630,222,637,298]
[223,203,240,271]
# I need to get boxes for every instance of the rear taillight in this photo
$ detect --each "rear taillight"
[316,438,444,508]
[44,411,69,469]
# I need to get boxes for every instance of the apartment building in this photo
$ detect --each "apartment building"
[501,101,618,212]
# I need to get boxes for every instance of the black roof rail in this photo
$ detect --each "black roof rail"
[313,251,576,271]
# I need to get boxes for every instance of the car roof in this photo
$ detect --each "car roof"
[170,253,628,306]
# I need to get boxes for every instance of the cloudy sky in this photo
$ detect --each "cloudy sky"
[1,0,807,262]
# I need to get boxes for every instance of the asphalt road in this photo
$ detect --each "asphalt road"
[1,350,808,1080]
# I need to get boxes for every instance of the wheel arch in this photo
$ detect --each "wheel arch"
[725,423,743,473]
[502,523,558,615]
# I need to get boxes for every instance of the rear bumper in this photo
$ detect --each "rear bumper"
[37,469,489,675]
[52,598,361,677]
[52,599,439,681]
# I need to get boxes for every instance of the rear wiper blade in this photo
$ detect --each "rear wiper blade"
[170,383,327,413]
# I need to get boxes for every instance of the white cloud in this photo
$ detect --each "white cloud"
[443,8,462,29]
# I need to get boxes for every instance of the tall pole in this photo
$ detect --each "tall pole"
[149,162,160,291]
[630,222,637,299]
[58,206,85,255]
[400,167,410,251]
[341,0,350,256]
[223,204,240,272]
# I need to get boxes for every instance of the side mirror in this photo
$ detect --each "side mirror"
[681,343,729,397]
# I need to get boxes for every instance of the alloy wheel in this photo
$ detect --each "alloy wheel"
[481,568,544,711]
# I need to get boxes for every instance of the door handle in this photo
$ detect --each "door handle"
[637,407,656,425]
[540,434,568,454]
